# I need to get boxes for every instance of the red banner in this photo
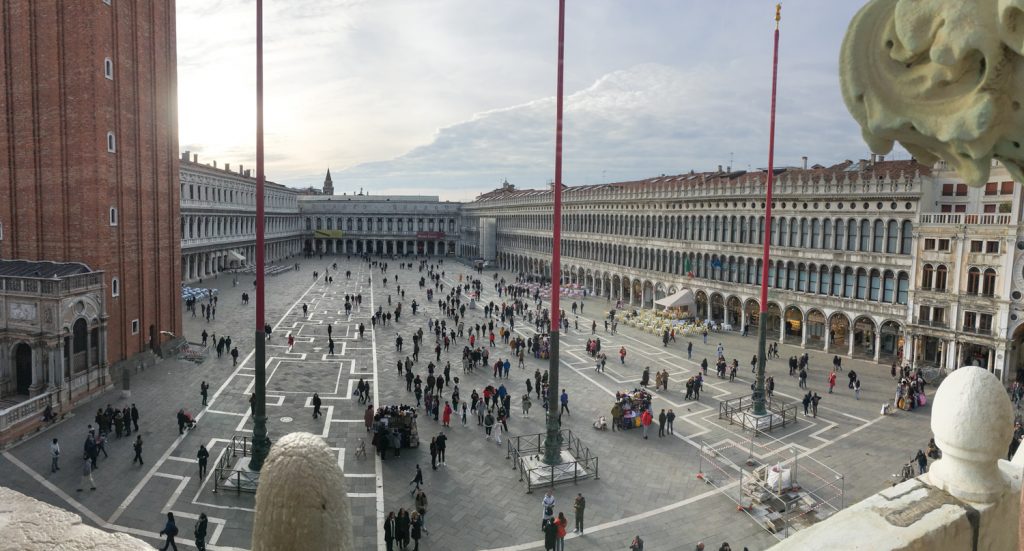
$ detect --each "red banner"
[416,231,446,239]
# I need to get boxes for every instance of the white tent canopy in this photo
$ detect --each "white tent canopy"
[655,288,695,309]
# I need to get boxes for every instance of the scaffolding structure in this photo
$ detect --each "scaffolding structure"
[697,429,845,540]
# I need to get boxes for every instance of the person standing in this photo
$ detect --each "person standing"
[666,409,676,435]
[197,445,209,478]
[541,491,555,530]
[573,493,586,535]
[312,392,322,419]
[397,509,411,550]
[828,370,837,394]
[133,435,144,465]
[50,438,60,473]
[687,341,693,359]
[410,511,423,550]
[640,409,653,439]
[194,512,209,551]
[811,392,821,418]
[231,346,239,366]
[200,381,209,407]
[131,403,140,432]
[560,389,570,417]
[619,346,627,364]
[383,511,397,551]
[435,432,447,465]
[328,338,336,356]
[429,437,438,471]
[658,409,667,438]
[554,512,568,551]
[158,512,179,551]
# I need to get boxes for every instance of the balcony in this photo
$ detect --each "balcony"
[913,317,947,328]
[961,326,993,336]
[919,213,1012,225]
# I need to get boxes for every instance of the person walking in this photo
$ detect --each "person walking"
[158,512,179,551]
[640,409,652,439]
[409,464,424,494]
[854,378,862,400]
[687,341,693,359]
[200,381,209,406]
[811,392,821,418]
[828,370,837,394]
[560,389,570,417]
[230,346,239,366]
[197,444,209,479]
[50,438,60,473]
[312,392,322,419]
[77,456,95,492]
[414,488,429,535]
[619,346,627,364]
[916,449,928,475]
[132,435,144,465]
[194,513,209,551]
[802,391,811,416]
[364,405,374,432]
[573,493,586,535]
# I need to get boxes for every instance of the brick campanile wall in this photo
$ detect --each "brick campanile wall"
[0,0,181,365]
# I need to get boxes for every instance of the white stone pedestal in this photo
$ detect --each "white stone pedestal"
[521,451,594,485]
[220,456,262,492]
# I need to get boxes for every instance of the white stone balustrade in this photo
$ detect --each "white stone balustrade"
[770,367,1022,550]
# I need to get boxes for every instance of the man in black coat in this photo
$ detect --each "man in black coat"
[312,393,322,419]
[383,512,397,551]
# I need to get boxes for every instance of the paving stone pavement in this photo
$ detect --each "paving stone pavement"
[1,255,932,551]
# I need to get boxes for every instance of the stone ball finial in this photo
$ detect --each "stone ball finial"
[928,366,1013,503]
[252,432,354,551]
[839,0,1024,186]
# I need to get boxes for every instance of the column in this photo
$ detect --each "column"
[29,345,44,396]
[800,312,808,347]
[824,324,832,352]
[848,330,855,357]
[987,348,995,372]
[906,335,916,369]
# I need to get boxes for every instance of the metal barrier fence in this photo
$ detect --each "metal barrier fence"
[506,429,599,493]
[213,435,257,495]
[719,396,798,432]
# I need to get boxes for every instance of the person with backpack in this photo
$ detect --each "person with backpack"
[630,535,645,550]
[158,512,179,551]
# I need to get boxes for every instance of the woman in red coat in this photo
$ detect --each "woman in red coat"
[554,512,568,551]
[442,402,452,427]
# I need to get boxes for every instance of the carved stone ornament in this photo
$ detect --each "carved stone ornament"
[840,0,1024,185]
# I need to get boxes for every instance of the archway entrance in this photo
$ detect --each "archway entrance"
[695,291,708,321]
[879,321,903,362]
[725,296,741,328]
[805,310,827,349]
[710,293,725,324]
[828,313,850,355]
[783,306,802,344]
[14,343,32,395]
[852,317,877,358]
[765,303,782,340]
[744,299,760,330]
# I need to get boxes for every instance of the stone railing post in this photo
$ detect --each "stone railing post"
[927,367,1013,502]
[251,432,353,551]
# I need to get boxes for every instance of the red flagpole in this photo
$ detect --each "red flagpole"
[753,4,781,417]
[543,0,566,465]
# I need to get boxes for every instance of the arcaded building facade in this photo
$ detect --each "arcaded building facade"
[0,1,181,372]
[179,154,303,283]
[461,159,1024,381]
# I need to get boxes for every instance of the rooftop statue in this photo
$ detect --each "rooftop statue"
[840,0,1024,185]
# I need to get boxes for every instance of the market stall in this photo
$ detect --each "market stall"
[373,405,420,448]
[612,389,653,431]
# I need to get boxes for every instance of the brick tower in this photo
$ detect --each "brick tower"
[0,0,181,365]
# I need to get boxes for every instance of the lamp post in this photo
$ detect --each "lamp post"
[248,0,270,471]
[543,0,567,466]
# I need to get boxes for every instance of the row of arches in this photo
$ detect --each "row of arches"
[500,213,914,255]
[181,214,296,241]
[307,216,456,234]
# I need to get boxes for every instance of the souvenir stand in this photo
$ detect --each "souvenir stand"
[614,389,653,431]
[376,405,420,448]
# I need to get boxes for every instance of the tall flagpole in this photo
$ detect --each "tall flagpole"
[544,0,566,466]
[753,4,782,417]
[249,0,270,470]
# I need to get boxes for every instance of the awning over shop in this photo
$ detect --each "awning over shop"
[229,251,245,262]
[654,289,695,309]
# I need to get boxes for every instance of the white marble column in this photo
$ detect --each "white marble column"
[874,331,882,362]
[800,312,808,347]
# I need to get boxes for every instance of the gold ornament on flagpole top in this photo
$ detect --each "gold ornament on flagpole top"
[776,3,781,28]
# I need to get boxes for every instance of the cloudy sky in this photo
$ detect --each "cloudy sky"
[177,1,890,201]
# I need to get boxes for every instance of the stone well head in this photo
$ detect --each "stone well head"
[928,366,1013,503]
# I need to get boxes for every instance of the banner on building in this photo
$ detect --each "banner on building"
[314,230,344,238]
[416,231,446,239]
